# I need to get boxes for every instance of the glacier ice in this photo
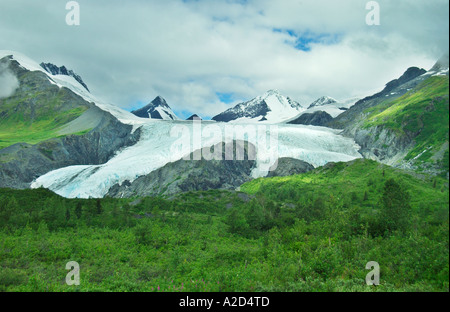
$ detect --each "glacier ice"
[31,120,362,198]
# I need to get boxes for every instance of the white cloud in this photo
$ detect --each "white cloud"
[0,62,19,99]
[0,0,448,118]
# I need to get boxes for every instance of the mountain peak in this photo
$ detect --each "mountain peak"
[150,96,169,108]
[212,90,304,123]
[429,51,449,74]
[131,96,179,120]
[186,114,202,121]
[308,96,337,109]
[382,67,427,94]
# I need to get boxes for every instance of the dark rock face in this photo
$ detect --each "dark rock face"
[212,101,270,122]
[383,67,427,95]
[0,113,141,189]
[288,111,333,126]
[267,158,314,177]
[40,62,90,92]
[107,141,256,197]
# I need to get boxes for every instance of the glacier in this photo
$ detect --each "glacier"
[31,120,362,198]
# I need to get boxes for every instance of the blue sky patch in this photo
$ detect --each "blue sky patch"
[216,92,235,104]
[273,28,341,52]
[127,100,147,112]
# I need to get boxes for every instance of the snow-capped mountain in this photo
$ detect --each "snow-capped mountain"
[40,62,90,92]
[212,89,305,123]
[307,96,337,109]
[131,96,179,120]
[287,96,360,123]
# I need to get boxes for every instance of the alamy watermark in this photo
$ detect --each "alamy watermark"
[365,261,380,286]
[63,259,379,287]
[366,1,381,26]
[66,261,80,286]
[66,1,80,26]
[169,118,280,172]
[64,2,379,27]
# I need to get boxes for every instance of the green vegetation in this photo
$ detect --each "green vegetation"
[363,76,449,170]
[0,159,448,292]
[0,84,89,150]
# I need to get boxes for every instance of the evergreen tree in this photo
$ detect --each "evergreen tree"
[96,199,103,215]
[245,199,265,231]
[65,207,71,222]
[363,190,369,201]
[75,202,82,219]
[380,178,412,233]
[0,196,18,228]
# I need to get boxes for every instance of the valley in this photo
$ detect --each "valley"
[0,50,448,293]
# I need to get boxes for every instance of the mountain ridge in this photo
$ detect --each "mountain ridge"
[40,62,90,92]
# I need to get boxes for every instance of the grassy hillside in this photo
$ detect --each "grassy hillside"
[241,159,448,213]
[0,159,448,292]
[362,76,449,171]
[0,72,90,150]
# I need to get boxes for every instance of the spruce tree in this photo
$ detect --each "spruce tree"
[380,179,411,233]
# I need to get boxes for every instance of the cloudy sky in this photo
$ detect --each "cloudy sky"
[0,0,448,119]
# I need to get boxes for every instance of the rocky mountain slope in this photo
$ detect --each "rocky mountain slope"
[288,111,334,127]
[0,55,92,150]
[331,66,428,129]
[0,110,141,189]
[330,56,449,175]
[0,53,141,189]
